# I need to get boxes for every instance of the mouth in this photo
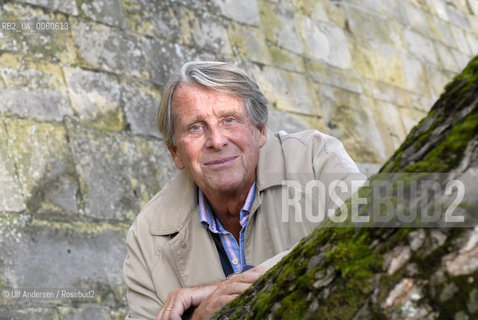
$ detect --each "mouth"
[204,156,238,166]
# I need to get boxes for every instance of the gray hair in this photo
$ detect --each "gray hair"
[157,61,269,146]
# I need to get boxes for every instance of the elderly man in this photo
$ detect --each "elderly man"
[123,61,364,320]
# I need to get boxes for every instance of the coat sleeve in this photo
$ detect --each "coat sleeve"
[123,221,163,320]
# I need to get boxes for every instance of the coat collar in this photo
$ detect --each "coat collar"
[148,131,286,236]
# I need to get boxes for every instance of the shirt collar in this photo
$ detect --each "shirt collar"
[199,182,256,233]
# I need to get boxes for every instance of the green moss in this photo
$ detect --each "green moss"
[403,111,478,173]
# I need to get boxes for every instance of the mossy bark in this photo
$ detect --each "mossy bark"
[213,55,478,319]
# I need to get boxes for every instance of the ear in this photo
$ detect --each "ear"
[168,144,185,170]
[257,125,267,148]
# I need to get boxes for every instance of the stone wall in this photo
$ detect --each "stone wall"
[0,0,476,318]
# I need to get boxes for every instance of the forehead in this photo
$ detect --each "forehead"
[171,83,245,115]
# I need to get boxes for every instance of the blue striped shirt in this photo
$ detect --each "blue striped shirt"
[198,182,256,273]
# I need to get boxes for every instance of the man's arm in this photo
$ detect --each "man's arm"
[123,222,163,320]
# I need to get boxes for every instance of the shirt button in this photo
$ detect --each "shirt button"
[232,258,239,265]
[181,242,187,249]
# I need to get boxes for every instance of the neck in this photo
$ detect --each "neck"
[202,182,253,240]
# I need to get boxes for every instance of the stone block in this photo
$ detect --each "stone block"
[299,17,351,69]
[434,42,459,72]
[121,79,161,138]
[306,61,363,94]
[291,0,329,21]
[71,19,147,80]
[427,0,449,21]
[268,46,304,72]
[258,0,304,55]
[434,17,457,46]
[399,105,427,132]
[425,65,455,100]
[0,55,72,122]
[267,110,310,134]
[401,54,430,94]
[227,22,272,66]
[142,37,196,86]
[451,49,470,71]
[211,0,261,25]
[344,4,405,51]
[465,32,478,55]
[123,0,181,41]
[78,0,126,28]
[5,118,78,214]
[468,0,478,14]
[18,0,78,15]
[0,3,76,63]
[0,307,59,319]
[320,89,387,163]
[58,305,111,320]
[450,25,471,55]
[64,67,124,131]
[409,93,435,113]
[67,121,176,220]
[322,0,347,28]
[0,220,127,299]
[0,120,25,212]
[179,7,232,56]
[403,2,434,36]
[248,64,320,116]
[373,100,407,153]
[368,80,414,108]
[445,4,470,29]
[403,29,438,64]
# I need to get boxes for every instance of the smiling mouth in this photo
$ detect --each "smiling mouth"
[204,156,238,166]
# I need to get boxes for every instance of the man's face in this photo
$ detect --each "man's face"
[168,83,266,196]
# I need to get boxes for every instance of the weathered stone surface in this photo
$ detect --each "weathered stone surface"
[18,0,78,15]
[179,7,232,56]
[78,0,126,28]
[248,64,320,116]
[0,219,127,297]
[121,79,161,138]
[71,19,146,79]
[58,305,111,320]
[142,37,196,86]
[0,3,76,63]
[445,3,470,30]
[258,0,304,55]
[403,29,438,64]
[0,307,59,320]
[64,67,124,131]
[227,22,272,66]
[300,17,351,69]
[307,61,363,94]
[403,2,435,36]
[6,118,78,214]
[0,120,25,212]
[268,45,304,73]
[0,55,72,121]
[267,110,310,134]
[211,0,261,25]
[67,120,176,221]
[344,4,405,50]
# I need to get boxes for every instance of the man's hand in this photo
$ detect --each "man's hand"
[156,266,267,320]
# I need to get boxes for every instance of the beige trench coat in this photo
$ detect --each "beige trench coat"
[123,130,364,319]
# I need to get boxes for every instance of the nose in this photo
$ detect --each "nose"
[205,126,228,150]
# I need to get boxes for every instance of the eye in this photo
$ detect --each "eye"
[191,124,201,131]
[225,117,234,124]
